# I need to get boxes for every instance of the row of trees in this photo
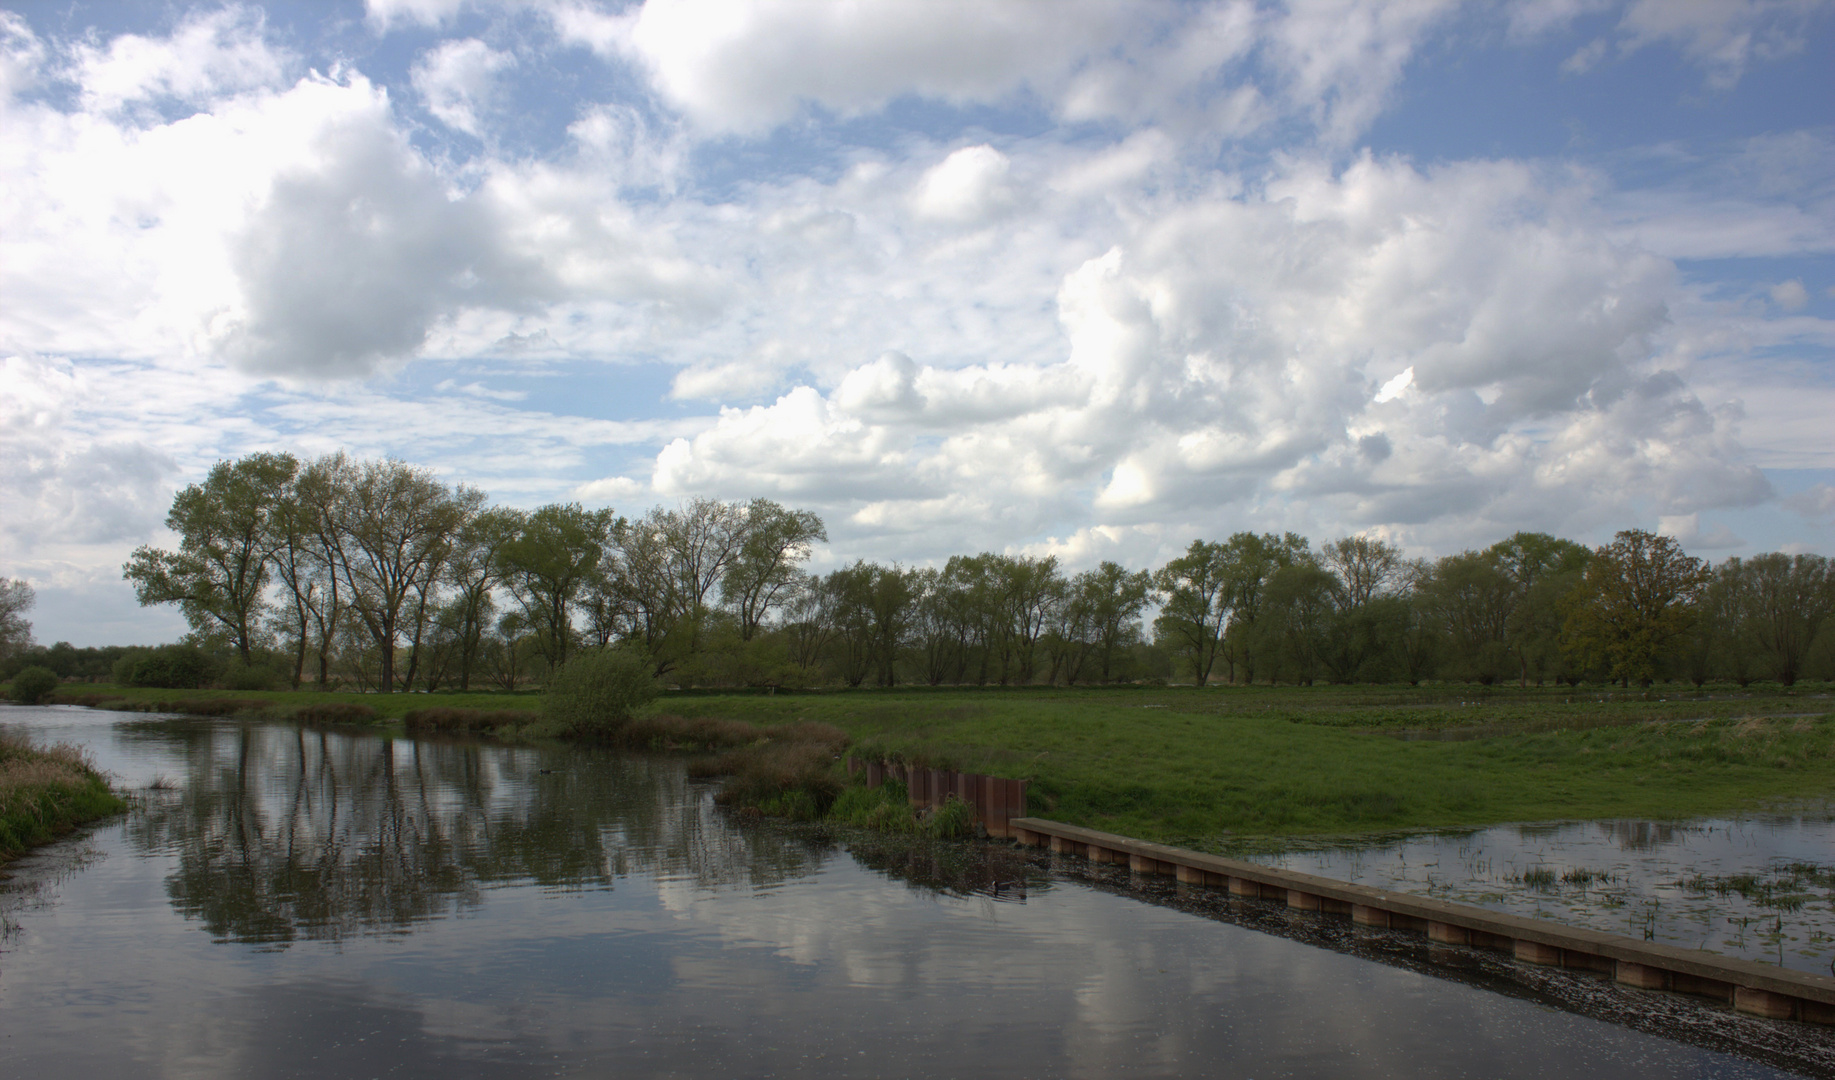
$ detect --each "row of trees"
[121,453,825,693]
[113,452,1835,692]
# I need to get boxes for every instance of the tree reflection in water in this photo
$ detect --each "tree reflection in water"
[117,720,828,944]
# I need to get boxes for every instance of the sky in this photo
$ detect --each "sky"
[1,0,1832,647]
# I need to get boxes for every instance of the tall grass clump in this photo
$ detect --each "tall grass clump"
[288,702,380,726]
[542,647,660,737]
[402,707,536,735]
[694,722,850,818]
[0,733,124,861]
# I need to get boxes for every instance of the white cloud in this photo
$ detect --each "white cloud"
[218,76,557,378]
[366,0,471,31]
[1770,279,1810,310]
[0,12,45,101]
[913,145,1015,225]
[604,0,1460,144]
[68,6,288,113]
[1618,0,1828,89]
[411,38,515,136]
[642,153,1769,556]
[616,0,1136,134]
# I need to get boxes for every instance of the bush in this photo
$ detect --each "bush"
[9,666,58,704]
[127,645,216,689]
[541,646,660,736]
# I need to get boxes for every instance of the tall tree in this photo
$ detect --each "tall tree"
[1321,535,1400,608]
[1489,532,1590,686]
[0,578,34,661]
[997,555,1063,685]
[445,506,523,689]
[1218,531,1310,684]
[1742,552,1833,686]
[124,452,297,663]
[1419,551,1513,684]
[720,500,827,640]
[1561,529,1709,687]
[1153,540,1233,685]
[1073,562,1152,683]
[658,498,748,646]
[329,459,472,692]
[499,503,616,669]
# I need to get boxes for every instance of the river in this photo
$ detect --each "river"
[2,704,1832,1078]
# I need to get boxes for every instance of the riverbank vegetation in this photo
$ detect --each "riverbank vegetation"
[0,733,124,863]
[22,679,1833,847]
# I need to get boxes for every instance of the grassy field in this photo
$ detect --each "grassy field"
[27,680,1835,849]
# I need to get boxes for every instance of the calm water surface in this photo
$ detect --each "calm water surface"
[3,704,1833,1079]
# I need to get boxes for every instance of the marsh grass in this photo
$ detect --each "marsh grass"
[0,733,124,862]
[1677,864,1835,912]
[691,722,850,818]
[402,706,537,736]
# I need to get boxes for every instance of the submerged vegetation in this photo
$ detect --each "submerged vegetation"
[0,733,124,863]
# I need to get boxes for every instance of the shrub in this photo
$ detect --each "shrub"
[127,645,216,689]
[542,647,660,736]
[9,666,58,704]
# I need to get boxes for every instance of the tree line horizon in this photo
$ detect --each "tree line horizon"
[10,450,1825,694]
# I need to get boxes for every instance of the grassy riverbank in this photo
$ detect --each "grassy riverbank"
[36,681,1835,847]
[661,683,1835,847]
[0,731,125,863]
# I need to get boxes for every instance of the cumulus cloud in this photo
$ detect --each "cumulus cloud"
[411,37,514,135]
[913,146,1015,225]
[218,77,557,378]
[643,153,1770,556]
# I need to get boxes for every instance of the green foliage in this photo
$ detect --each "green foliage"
[222,660,284,692]
[126,644,217,689]
[9,665,58,704]
[541,646,661,735]
[1562,530,1710,686]
[925,794,978,839]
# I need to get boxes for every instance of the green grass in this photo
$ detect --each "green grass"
[0,733,126,862]
[38,680,1835,847]
[654,683,1835,847]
